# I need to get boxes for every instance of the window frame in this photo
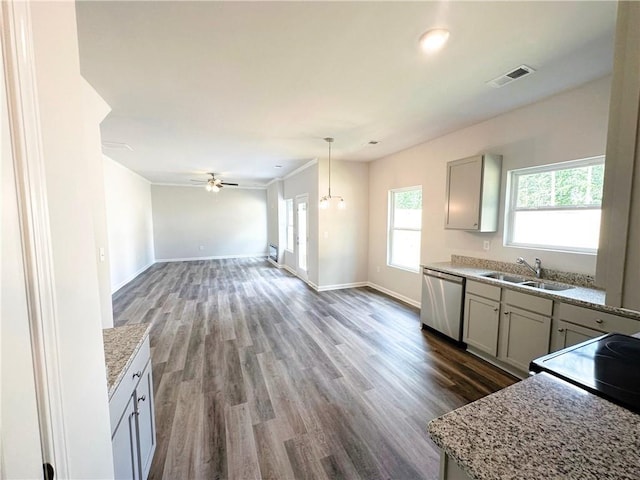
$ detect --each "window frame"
[285,198,294,252]
[504,156,605,254]
[387,185,423,273]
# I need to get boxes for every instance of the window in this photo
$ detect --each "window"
[388,186,422,271]
[505,156,604,253]
[285,199,294,251]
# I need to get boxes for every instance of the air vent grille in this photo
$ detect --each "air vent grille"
[488,65,535,88]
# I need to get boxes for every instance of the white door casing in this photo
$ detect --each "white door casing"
[0,1,69,477]
[295,194,309,281]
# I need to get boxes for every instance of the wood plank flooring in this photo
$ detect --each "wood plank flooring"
[112,258,516,480]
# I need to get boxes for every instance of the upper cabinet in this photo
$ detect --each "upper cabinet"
[445,154,502,232]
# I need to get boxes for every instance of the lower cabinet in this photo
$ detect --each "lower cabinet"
[498,306,551,372]
[555,320,602,349]
[463,294,500,356]
[110,337,156,480]
[463,281,552,376]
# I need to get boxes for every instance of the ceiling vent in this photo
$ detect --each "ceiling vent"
[487,65,535,88]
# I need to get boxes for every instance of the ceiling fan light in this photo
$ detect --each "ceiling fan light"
[338,198,346,210]
[211,185,220,193]
[319,197,329,209]
[206,184,213,192]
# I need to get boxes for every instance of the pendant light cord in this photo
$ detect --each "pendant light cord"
[328,140,332,198]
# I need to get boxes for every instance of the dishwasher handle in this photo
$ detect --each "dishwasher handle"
[423,268,465,284]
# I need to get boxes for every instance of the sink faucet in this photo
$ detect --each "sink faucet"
[517,257,542,278]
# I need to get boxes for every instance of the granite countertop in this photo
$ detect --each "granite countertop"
[428,373,640,480]
[423,261,640,321]
[103,323,151,399]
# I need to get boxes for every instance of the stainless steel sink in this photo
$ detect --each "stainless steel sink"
[481,272,574,291]
[520,281,573,291]
[481,272,528,283]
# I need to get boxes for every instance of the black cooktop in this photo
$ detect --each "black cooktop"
[530,333,640,414]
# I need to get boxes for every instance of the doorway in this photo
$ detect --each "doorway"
[295,194,309,281]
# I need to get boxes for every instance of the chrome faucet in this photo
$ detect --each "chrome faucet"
[517,257,542,278]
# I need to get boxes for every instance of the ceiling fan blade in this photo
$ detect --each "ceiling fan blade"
[220,182,239,186]
[190,179,207,183]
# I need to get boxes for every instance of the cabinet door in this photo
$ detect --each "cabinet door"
[445,156,482,230]
[463,293,500,355]
[112,394,139,480]
[555,320,603,350]
[135,363,156,480]
[499,306,551,372]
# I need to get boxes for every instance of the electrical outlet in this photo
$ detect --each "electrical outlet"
[99,247,105,262]
[199,245,204,251]
[483,240,491,251]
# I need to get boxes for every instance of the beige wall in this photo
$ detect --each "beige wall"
[318,159,369,288]
[369,76,611,304]
[30,1,114,476]
[151,185,268,260]
[103,156,155,293]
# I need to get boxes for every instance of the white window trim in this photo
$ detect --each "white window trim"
[387,185,422,273]
[284,198,294,253]
[504,156,605,254]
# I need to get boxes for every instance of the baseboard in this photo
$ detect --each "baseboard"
[282,264,297,276]
[267,258,284,268]
[316,281,368,292]
[155,253,267,262]
[111,261,155,294]
[366,282,421,308]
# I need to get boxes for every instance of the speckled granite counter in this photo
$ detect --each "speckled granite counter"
[428,373,640,480]
[103,324,151,399]
[424,261,640,321]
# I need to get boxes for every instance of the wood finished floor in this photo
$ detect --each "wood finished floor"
[113,258,516,480]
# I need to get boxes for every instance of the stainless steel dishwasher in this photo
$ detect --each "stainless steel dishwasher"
[420,268,465,342]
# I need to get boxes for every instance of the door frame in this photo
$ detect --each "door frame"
[1,1,68,476]
[294,194,309,282]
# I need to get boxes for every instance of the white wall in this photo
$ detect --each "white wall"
[30,1,114,477]
[266,180,286,263]
[103,156,155,294]
[81,80,113,327]
[369,76,611,304]
[151,185,268,260]
[318,159,369,288]
[283,162,319,285]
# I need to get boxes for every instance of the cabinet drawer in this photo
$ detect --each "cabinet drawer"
[557,303,640,335]
[109,337,151,434]
[503,289,553,316]
[466,280,501,301]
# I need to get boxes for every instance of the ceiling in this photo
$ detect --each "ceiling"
[75,1,617,187]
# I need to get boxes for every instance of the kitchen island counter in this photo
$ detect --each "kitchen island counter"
[427,372,640,480]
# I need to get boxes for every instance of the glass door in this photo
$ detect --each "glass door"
[295,195,308,281]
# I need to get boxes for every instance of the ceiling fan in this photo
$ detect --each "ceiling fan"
[190,172,239,192]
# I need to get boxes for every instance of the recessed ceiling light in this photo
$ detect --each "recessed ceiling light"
[368,141,379,145]
[102,141,134,151]
[275,165,283,168]
[419,29,450,53]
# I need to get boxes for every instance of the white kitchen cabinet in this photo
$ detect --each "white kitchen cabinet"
[109,337,156,480]
[444,154,502,232]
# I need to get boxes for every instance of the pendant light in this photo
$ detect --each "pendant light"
[319,137,345,209]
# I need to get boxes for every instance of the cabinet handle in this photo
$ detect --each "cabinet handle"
[558,328,565,332]
[503,311,509,315]
[473,223,478,227]
[132,371,142,379]
[493,307,499,312]
[595,319,604,324]
[138,394,146,403]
